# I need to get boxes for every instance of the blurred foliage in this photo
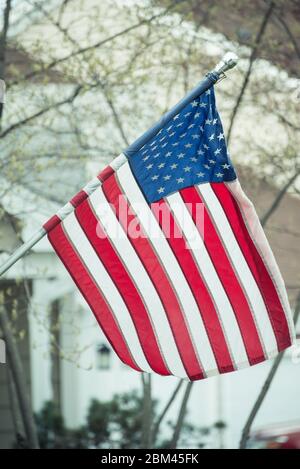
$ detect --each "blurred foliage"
[31,392,224,449]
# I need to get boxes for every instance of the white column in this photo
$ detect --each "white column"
[29,278,53,412]
[29,277,74,412]
[60,292,81,428]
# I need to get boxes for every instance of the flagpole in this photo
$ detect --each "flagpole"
[0,52,238,278]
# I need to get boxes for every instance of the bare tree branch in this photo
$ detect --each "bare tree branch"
[6,356,25,444]
[260,168,300,227]
[151,379,183,445]
[240,291,300,449]
[169,381,193,449]
[141,373,153,448]
[0,0,11,78]
[0,84,82,138]
[273,111,300,132]
[99,82,130,147]
[0,304,40,448]
[272,6,300,64]
[227,1,275,145]
[7,1,186,89]
[0,0,12,120]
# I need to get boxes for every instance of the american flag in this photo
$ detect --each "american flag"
[44,86,295,380]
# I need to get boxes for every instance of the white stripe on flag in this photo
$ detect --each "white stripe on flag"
[197,183,278,357]
[226,180,295,343]
[118,163,219,376]
[88,186,188,379]
[166,191,250,369]
[63,212,153,373]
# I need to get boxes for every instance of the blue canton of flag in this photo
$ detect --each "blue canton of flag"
[128,86,236,203]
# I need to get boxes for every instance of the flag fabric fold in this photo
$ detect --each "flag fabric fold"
[44,86,295,381]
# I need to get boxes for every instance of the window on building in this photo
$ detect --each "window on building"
[96,344,111,370]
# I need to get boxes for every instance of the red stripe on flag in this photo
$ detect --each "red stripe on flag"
[212,182,291,351]
[48,222,142,372]
[98,165,114,182]
[43,214,61,233]
[153,199,235,374]
[75,197,170,376]
[181,187,266,365]
[102,174,204,381]
[70,190,88,208]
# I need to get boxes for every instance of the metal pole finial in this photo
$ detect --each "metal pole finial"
[213,52,239,76]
